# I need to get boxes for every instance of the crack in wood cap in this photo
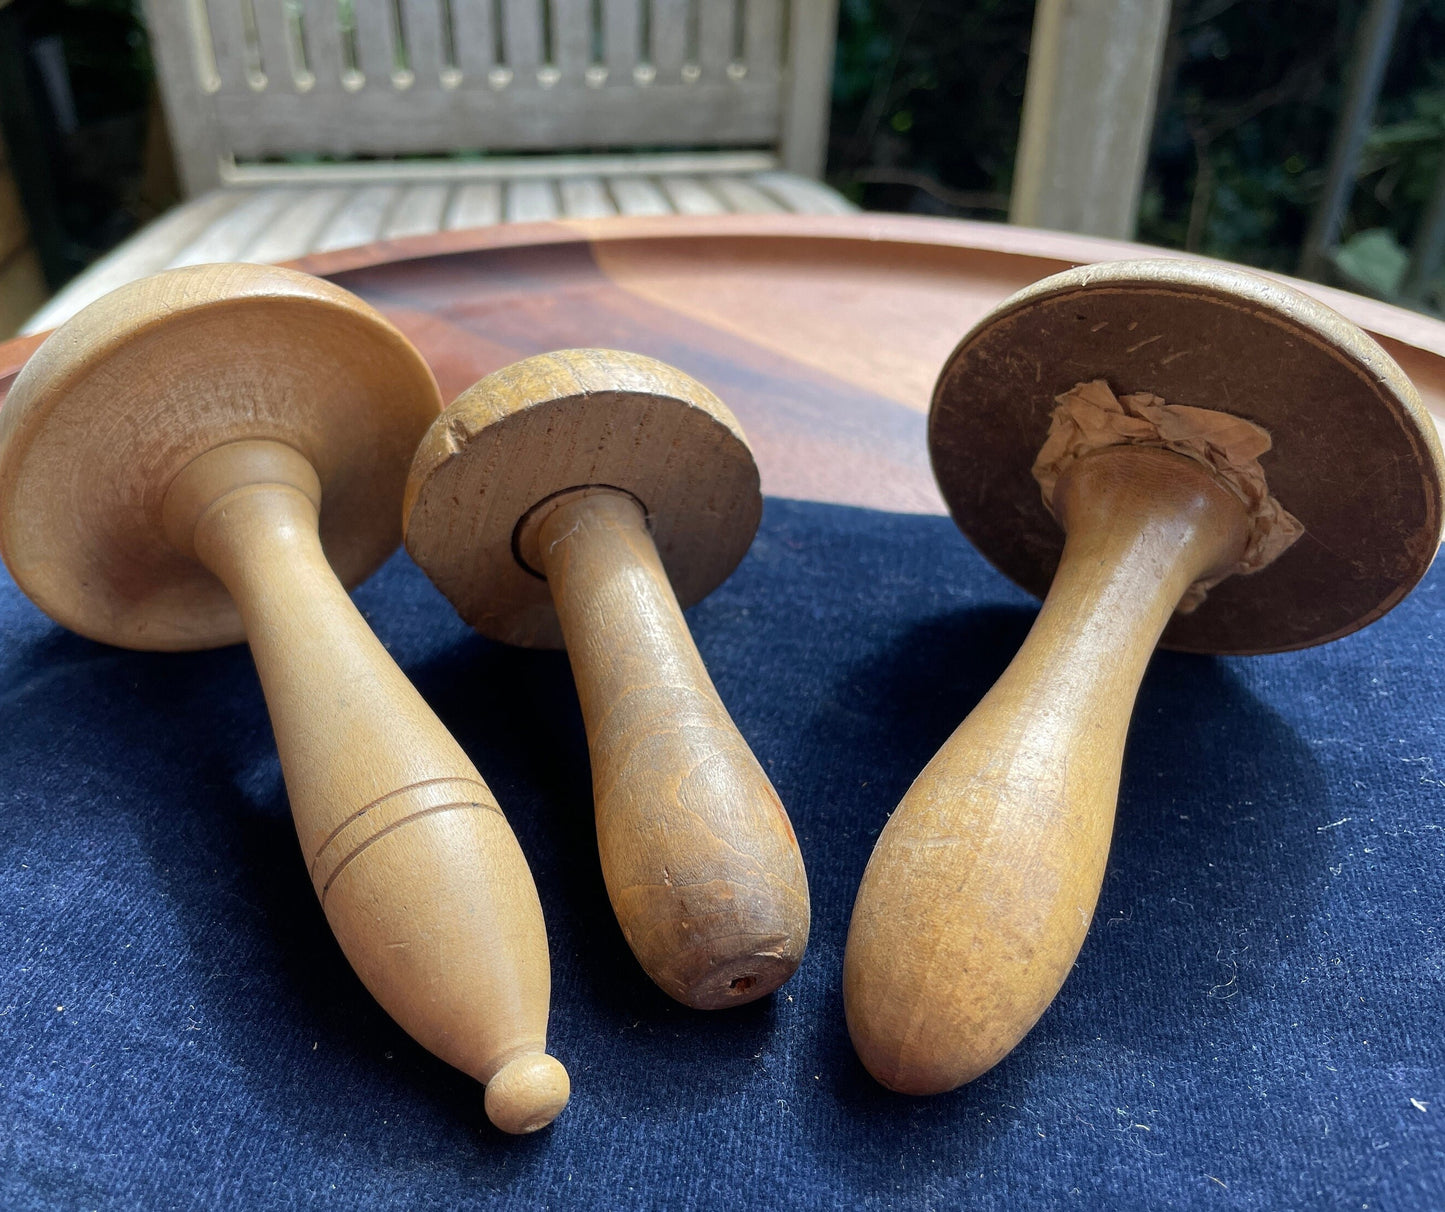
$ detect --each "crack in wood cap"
[403,348,762,649]
[0,263,442,650]
[929,258,1445,654]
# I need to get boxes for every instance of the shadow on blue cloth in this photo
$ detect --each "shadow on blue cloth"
[1,498,1439,1209]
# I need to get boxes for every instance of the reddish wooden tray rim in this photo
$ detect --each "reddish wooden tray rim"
[8,213,1445,379]
[6,213,1445,520]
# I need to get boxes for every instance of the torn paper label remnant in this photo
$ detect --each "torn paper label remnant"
[1031,379,1304,611]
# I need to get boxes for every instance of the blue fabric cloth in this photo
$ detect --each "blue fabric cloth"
[2,497,1441,1209]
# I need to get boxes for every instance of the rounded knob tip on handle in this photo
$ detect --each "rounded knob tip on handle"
[484,1053,571,1134]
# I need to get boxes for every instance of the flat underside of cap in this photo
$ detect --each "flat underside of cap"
[930,259,1445,654]
[0,264,441,650]
[404,349,761,649]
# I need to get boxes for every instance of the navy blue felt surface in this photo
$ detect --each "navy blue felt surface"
[2,497,1442,1210]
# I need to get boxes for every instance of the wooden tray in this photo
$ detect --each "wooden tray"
[7,212,1445,518]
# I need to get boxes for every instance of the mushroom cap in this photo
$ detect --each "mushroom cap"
[404,348,761,649]
[930,259,1445,654]
[0,263,441,650]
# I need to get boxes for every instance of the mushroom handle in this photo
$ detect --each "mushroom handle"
[843,447,1250,1095]
[531,488,810,1009]
[164,440,567,1134]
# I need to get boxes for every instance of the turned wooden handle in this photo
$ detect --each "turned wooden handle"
[844,448,1250,1094]
[165,441,567,1133]
[530,489,809,1008]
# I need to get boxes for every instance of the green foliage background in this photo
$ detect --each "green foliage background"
[831,0,1445,302]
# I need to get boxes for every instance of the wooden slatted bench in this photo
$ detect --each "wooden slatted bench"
[25,0,849,333]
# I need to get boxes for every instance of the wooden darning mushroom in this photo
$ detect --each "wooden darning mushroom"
[0,265,568,1134]
[843,259,1445,1096]
[403,349,810,1010]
